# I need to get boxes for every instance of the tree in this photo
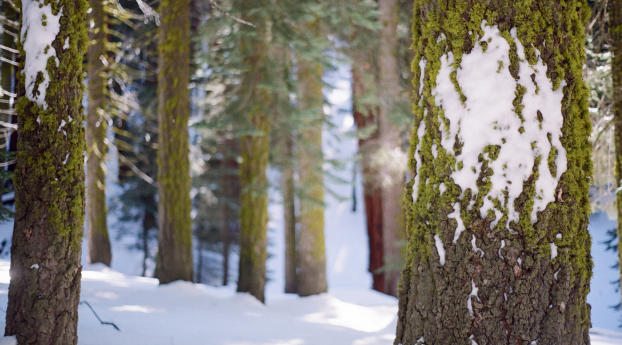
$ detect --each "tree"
[5,0,88,343]
[352,50,385,292]
[376,0,405,297]
[610,0,622,303]
[395,1,592,344]
[296,20,328,297]
[86,0,112,266]
[155,0,193,283]
[236,0,271,303]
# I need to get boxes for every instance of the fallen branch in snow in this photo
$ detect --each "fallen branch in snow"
[79,301,121,331]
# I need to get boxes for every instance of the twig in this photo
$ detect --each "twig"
[79,301,121,331]
[208,0,256,28]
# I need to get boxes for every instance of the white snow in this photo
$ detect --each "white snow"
[0,336,16,345]
[471,235,484,257]
[433,22,566,229]
[450,203,465,243]
[411,121,426,202]
[498,239,505,259]
[434,234,446,266]
[467,279,479,317]
[550,242,558,260]
[63,37,69,50]
[30,263,39,269]
[21,0,63,109]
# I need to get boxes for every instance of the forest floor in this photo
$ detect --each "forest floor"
[0,259,619,345]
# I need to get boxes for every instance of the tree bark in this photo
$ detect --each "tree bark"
[610,0,622,304]
[296,21,327,297]
[236,1,271,302]
[395,1,592,344]
[5,1,88,343]
[281,134,297,293]
[352,52,385,293]
[86,0,112,266]
[155,0,193,283]
[378,0,404,297]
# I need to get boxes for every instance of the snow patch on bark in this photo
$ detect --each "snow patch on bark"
[412,121,425,202]
[21,0,63,109]
[434,234,445,266]
[433,22,566,231]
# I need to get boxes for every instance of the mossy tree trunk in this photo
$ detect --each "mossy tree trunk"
[236,1,271,303]
[378,0,404,297]
[352,52,385,293]
[395,1,592,344]
[610,0,622,302]
[5,0,88,343]
[155,0,193,283]
[281,134,297,293]
[86,0,112,266]
[296,21,327,297]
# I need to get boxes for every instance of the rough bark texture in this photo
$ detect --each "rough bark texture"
[236,1,271,302]
[352,52,386,293]
[378,0,404,297]
[610,0,622,303]
[5,0,88,344]
[395,1,592,345]
[296,22,327,297]
[155,0,193,284]
[86,0,112,266]
[281,136,297,293]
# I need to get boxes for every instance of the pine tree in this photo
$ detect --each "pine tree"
[352,50,385,292]
[296,20,328,297]
[610,0,622,303]
[86,0,112,266]
[236,0,271,302]
[155,0,193,283]
[5,0,88,343]
[395,1,592,344]
[377,0,404,296]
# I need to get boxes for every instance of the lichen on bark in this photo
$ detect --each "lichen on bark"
[396,1,592,344]
[155,0,194,284]
[5,0,88,343]
[86,0,111,266]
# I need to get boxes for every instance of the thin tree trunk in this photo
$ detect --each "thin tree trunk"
[141,200,156,277]
[1,1,17,176]
[87,0,112,266]
[221,198,230,286]
[5,1,88,343]
[155,0,193,283]
[610,0,622,303]
[236,1,271,302]
[296,21,327,297]
[395,2,592,344]
[352,52,385,293]
[378,0,404,297]
[281,135,297,293]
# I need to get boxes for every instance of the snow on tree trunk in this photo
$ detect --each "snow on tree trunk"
[377,0,406,297]
[296,21,327,297]
[395,2,592,344]
[352,51,386,293]
[236,3,271,303]
[610,0,622,304]
[86,0,111,266]
[5,0,88,343]
[155,0,193,284]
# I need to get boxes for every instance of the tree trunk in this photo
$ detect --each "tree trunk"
[236,2,271,303]
[86,0,112,266]
[296,21,327,297]
[141,197,156,277]
[281,135,297,293]
[155,0,193,284]
[5,1,88,343]
[352,52,385,293]
[221,196,230,286]
[610,0,622,304]
[395,2,592,344]
[1,1,18,176]
[378,0,404,297]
